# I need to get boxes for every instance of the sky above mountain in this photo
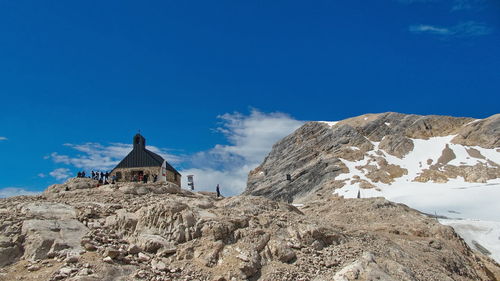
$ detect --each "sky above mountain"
[0,0,498,196]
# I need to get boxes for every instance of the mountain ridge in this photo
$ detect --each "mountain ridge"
[245,112,500,202]
[244,111,500,264]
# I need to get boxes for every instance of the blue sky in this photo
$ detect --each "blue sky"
[0,0,498,196]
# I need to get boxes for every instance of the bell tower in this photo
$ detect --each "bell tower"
[133,133,146,150]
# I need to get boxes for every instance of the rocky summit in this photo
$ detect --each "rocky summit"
[0,177,499,280]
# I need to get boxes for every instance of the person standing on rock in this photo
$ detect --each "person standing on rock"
[216,184,221,198]
[143,174,149,183]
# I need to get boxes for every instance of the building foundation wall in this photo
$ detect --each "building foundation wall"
[111,167,161,183]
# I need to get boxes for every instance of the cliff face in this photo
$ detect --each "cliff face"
[245,112,500,202]
[1,179,499,281]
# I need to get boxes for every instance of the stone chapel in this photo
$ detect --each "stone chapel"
[110,134,181,185]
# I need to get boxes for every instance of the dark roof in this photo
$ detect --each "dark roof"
[112,134,180,175]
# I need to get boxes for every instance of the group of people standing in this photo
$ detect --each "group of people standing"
[76,170,115,184]
[91,171,110,182]
[131,173,158,183]
[76,170,223,197]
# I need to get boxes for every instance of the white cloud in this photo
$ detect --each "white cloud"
[409,24,451,35]
[49,168,71,180]
[180,110,303,195]
[409,21,492,37]
[38,173,46,178]
[0,187,39,198]
[48,109,303,196]
[0,137,7,141]
[50,142,182,171]
[180,167,250,196]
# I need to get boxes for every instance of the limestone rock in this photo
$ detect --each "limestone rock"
[379,134,414,158]
[127,244,141,255]
[0,236,22,267]
[151,259,167,271]
[245,112,499,202]
[0,173,498,280]
[45,178,97,194]
[452,114,500,148]
[21,202,77,220]
[138,252,151,262]
[21,218,87,260]
[332,252,395,281]
[136,234,174,254]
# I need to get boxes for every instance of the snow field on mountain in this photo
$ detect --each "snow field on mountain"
[333,135,500,262]
[440,219,500,263]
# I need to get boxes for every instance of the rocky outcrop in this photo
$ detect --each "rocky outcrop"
[415,162,500,183]
[0,235,22,267]
[45,178,98,194]
[1,180,499,280]
[452,114,500,148]
[246,122,369,202]
[245,112,499,202]
[21,218,87,260]
[379,134,414,158]
[19,202,88,261]
[338,112,473,141]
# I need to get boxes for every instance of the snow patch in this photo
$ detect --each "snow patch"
[334,180,500,262]
[440,219,500,263]
[473,146,500,165]
[465,119,482,126]
[320,121,338,127]
[337,158,372,183]
[380,136,455,181]
[331,134,500,261]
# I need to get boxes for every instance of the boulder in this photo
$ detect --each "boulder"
[21,219,88,260]
[21,202,77,220]
[44,178,97,193]
[0,236,22,266]
[332,252,396,281]
[136,234,174,254]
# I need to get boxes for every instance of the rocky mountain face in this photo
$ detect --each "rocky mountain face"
[1,112,499,281]
[1,178,500,280]
[245,112,500,202]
